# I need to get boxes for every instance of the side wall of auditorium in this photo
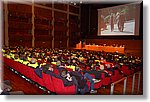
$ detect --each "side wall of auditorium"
[3,1,81,48]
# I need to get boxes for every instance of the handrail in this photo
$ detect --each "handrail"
[112,77,126,85]
[110,71,141,95]
[132,71,141,94]
[110,77,127,95]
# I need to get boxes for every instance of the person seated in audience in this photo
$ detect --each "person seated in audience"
[70,66,97,94]
[42,64,56,76]
[95,61,100,67]
[66,56,71,65]
[55,60,66,72]
[34,62,43,78]
[2,46,143,94]
[70,59,78,66]
[54,56,58,62]
[14,53,19,60]
[46,56,52,64]
[56,60,61,67]
[114,61,120,69]
[19,52,27,61]
[30,57,37,64]
[87,64,110,79]
[113,61,124,75]
[105,63,115,75]
[0,80,12,95]
[57,54,63,61]
[60,69,78,94]
[0,80,24,95]
[70,67,88,94]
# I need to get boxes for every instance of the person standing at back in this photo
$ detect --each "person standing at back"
[110,13,114,32]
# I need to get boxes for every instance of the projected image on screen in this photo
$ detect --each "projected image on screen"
[98,3,140,36]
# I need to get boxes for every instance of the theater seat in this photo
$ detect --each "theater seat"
[28,68,44,87]
[42,73,55,92]
[19,64,29,77]
[100,72,111,86]
[111,70,123,82]
[120,65,135,76]
[52,76,76,95]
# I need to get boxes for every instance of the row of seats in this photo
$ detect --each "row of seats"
[3,56,117,94]
[3,57,75,94]
[3,55,141,94]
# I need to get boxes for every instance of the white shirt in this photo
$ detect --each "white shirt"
[0,88,3,94]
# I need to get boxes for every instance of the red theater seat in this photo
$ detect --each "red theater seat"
[111,70,123,82]
[87,74,102,89]
[52,76,76,95]
[28,68,44,86]
[101,72,111,86]
[19,64,29,77]
[120,65,135,76]
[42,73,55,92]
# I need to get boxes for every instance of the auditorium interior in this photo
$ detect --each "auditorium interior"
[1,0,143,95]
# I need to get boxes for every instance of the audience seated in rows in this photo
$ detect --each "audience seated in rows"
[2,46,143,94]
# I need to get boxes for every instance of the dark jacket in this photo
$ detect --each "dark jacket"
[70,71,87,89]
[55,74,74,87]
[34,66,42,78]
[45,70,56,77]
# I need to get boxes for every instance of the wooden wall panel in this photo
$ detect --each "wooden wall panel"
[35,41,52,48]
[54,11,67,20]
[54,4,67,11]
[5,3,80,48]
[69,5,79,14]
[8,4,32,13]
[34,7,52,19]
[35,3,52,8]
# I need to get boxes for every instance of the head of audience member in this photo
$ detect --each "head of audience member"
[106,64,111,69]
[60,69,67,78]
[30,57,36,64]
[100,64,105,70]
[56,60,61,67]
[96,61,100,66]
[75,66,81,72]
[90,64,96,71]
[14,53,19,59]
[48,65,54,72]
[54,56,58,62]
[72,59,77,66]
[5,49,10,55]
[19,52,25,60]
[43,64,50,73]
